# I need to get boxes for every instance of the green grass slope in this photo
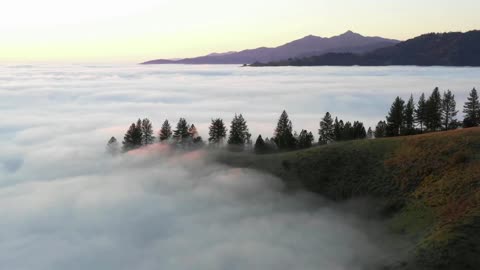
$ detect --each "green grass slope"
[217,127,480,270]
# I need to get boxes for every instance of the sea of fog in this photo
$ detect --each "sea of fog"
[0,64,479,269]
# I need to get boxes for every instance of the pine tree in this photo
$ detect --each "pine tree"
[353,121,366,139]
[273,110,296,150]
[106,136,120,155]
[297,130,314,149]
[123,124,136,151]
[318,112,335,144]
[333,117,343,141]
[342,121,354,140]
[135,119,144,145]
[173,118,190,144]
[159,120,172,142]
[141,118,155,145]
[386,96,405,136]
[374,121,387,138]
[227,114,251,151]
[208,118,227,146]
[463,88,480,127]
[254,135,267,154]
[441,90,458,130]
[403,95,415,135]
[415,93,427,133]
[123,121,143,151]
[334,118,345,141]
[425,87,442,131]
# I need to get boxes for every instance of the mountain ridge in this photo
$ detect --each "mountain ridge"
[141,31,400,65]
[251,30,480,67]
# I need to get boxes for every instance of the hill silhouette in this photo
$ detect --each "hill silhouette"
[251,30,480,67]
[142,31,398,64]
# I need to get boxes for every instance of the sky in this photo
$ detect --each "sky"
[1,0,480,62]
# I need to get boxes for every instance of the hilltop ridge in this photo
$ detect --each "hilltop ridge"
[218,127,480,270]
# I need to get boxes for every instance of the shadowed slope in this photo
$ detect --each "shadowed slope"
[217,127,480,269]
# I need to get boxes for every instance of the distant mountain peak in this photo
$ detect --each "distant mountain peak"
[251,30,480,67]
[338,30,363,37]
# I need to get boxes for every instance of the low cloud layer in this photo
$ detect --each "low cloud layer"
[0,145,405,270]
[0,64,471,269]
[0,64,478,144]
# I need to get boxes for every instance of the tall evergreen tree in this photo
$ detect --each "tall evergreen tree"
[254,135,267,154]
[227,114,251,151]
[208,118,227,146]
[374,121,387,138]
[188,124,204,147]
[122,125,135,151]
[386,96,405,136]
[106,136,120,155]
[353,121,367,139]
[333,117,343,141]
[123,121,143,151]
[273,110,296,150]
[415,93,427,133]
[463,88,480,127]
[173,118,190,143]
[425,87,443,131]
[342,121,354,140]
[141,118,155,145]
[318,112,335,144]
[297,130,314,149]
[159,120,172,142]
[403,95,415,135]
[441,90,458,130]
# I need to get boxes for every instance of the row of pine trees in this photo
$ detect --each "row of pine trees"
[375,88,479,138]
[107,114,252,154]
[107,88,480,155]
[106,110,367,155]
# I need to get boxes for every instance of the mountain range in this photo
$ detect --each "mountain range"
[141,31,399,65]
[252,30,480,67]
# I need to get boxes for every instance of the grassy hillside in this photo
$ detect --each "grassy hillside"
[217,127,480,270]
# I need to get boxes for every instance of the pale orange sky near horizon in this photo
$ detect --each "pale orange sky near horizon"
[1,0,479,63]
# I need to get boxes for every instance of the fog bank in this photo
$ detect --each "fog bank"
[2,64,460,269]
[0,145,406,270]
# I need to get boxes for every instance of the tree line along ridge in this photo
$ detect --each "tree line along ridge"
[106,88,480,155]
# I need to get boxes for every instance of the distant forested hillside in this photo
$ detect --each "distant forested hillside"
[251,31,480,67]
